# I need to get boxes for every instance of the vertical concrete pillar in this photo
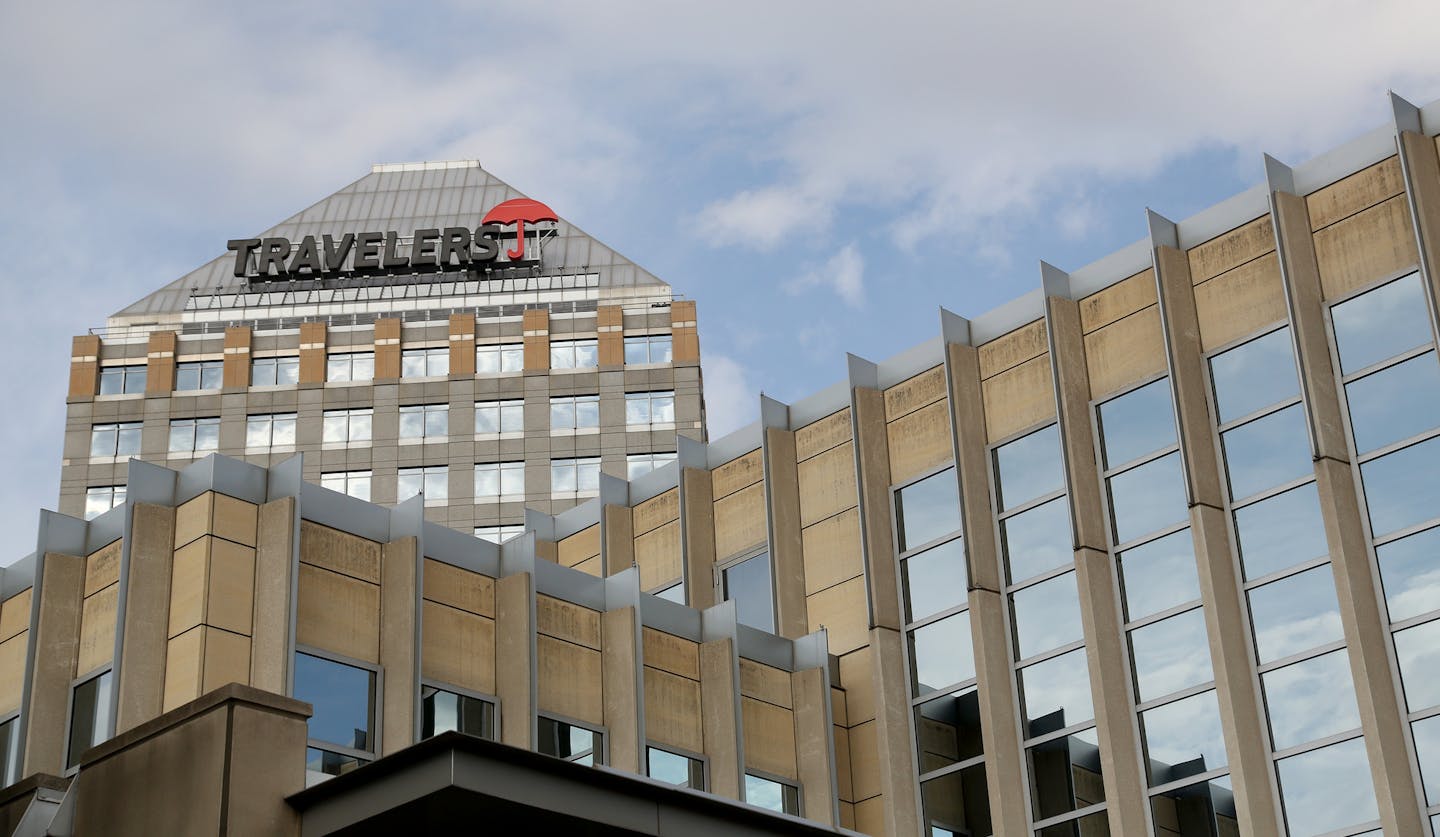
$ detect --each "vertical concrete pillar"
[144,331,176,395]
[792,666,839,827]
[603,505,635,578]
[523,309,550,373]
[495,571,535,749]
[867,627,921,837]
[671,300,699,363]
[851,384,898,632]
[116,503,177,733]
[681,467,717,610]
[597,305,624,367]
[379,537,418,756]
[250,497,294,695]
[700,637,743,801]
[373,318,401,380]
[297,322,327,385]
[22,552,85,776]
[764,423,808,639]
[69,335,100,400]
[601,606,643,774]
[1394,96,1440,336]
[222,327,252,389]
[448,313,476,377]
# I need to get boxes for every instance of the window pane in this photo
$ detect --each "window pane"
[350,412,371,442]
[399,407,424,438]
[326,356,349,381]
[1130,608,1212,702]
[1233,483,1328,581]
[67,671,113,768]
[1011,572,1083,660]
[1019,647,1093,738]
[1210,328,1299,423]
[550,400,574,429]
[993,425,1064,512]
[576,397,599,428]
[537,717,601,765]
[1262,649,1360,750]
[306,747,367,777]
[1331,272,1431,374]
[1248,565,1343,664]
[1035,810,1111,837]
[246,418,269,448]
[625,339,648,365]
[1377,525,1440,622]
[652,336,673,363]
[1119,529,1199,622]
[1002,497,1071,584]
[552,462,576,492]
[1027,728,1105,820]
[421,688,494,740]
[647,747,704,789]
[895,468,961,551]
[277,358,299,385]
[914,686,982,773]
[909,611,973,695]
[1220,404,1313,500]
[744,774,799,815]
[625,395,648,425]
[397,471,422,500]
[1108,452,1187,545]
[168,422,191,452]
[1099,378,1175,468]
[501,402,524,431]
[723,552,774,633]
[350,473,371,501]
[274,416,296,446]
[293,652,374,752]
[1346,351,1440,454]
[1361,436,1440,538]
[1149,776,1238,837]
[475,467,499,497]
[1394,619,1440,712]
[116,424,141,455]
[425,408,447,437]
[99,369,122,395]
[1276,737,1377,837]
[476,405,498,434]
[1411,713,1440,805]
[90,426,116,458]
[902,538,967,623]
[500,463,524,495]
[1141,690,1226,786]
[921,763,991,837]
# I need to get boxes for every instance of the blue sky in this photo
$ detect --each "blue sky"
[1,0,1438,562]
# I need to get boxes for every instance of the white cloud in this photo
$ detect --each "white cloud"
[693,186,830,250]
[701,355,758,439]
[1057,199,1102,243]
[785,244,865,308]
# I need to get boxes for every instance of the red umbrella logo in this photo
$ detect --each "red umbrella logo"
[481,198,559,261]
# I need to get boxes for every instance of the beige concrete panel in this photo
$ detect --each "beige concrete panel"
[854,387,899,631]
[1186,215,1276,284]
[536,635,603,725]
[838,647,875,726]
[853,797,885,836]
[536,594,601,649]
[604,504,635,578]
[632,488,679,536]
[145,331,176,395]
[201,628,251,693]
[70,334,101,398]
[792,668,837,826]
[982,353,1057,444]
[1306,155,1405,231]
[299,521,381,583]
[422,558,495,617]
[1082,305,1167,400]
[173,492,213,551]
[801,507,864,596]
[601,607,642,773]
[740,658,793,709]
[78,584,118,676]
[598,305,624,366]
[1194,251,1288,352]
[449,313,477,376]
[795,409,852,462]
[742,696,797,779]
[558,524,600,568]
[671,300,700,363]
[421,602,496,694]
[1155,246,1228,507]
[0,588,33,642]
[641,628,699,680]
[806,576,869,655]
[251,497,294,695]
[1403,130,1440,339]
[714,481,767,560]
[295,564,380,664]
[380,537,418,756]
[833,723,854,802]
[948,342,1004,590]
[644,666,704,753]
[797,442,858,528]
[1079,269,1157,333]
[523,308,550,372]
[373,317,401,379]
[211,494,258,548]
[169,538,208,638]
[700,638,743,800]
[635,520,682,591]
[207,539,256,637]
[865,627,921,837]
[1313,194,1421,300]
[883,366,946,422]
[298,321,327,384]
[496,572,534,749]
[711,449,764,500]
[0,634,25,714]
[163,626,203,712]
[85,541,121,598]
[1047,297,1106,552]
[683,467,717,610]
[977,319,1047,379]
[766,427,808,639]
[117,502,176,732]
[572,556,602,577]
[224,700,308,836]
[848,719,880,804]
[886,399,953,485]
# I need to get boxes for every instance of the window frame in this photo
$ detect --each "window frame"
[624,390,677,428]
[742,769,802,817]
[399,403,449,442]
[549,456,602,496]
[474,524,525,544]
[397,465,449,505]
[626,451,677,480]
[644,742,709,790]
[319,469,372,501]
[249,355,300,387]
[321,407,374,447]
[83,485,126,520]
[475,399,525,436]
[245,412,298,450]
[419,680,500,742]
[89,421,143,460]
[536,713,607,766]
[714,545,777,636]
[401,346,450,378]
[167,416,221,456]
[623,334,674,366]
[549,338,599,370]
[294,645,383,770]
[63,666,114,774]
[325,351,376,384]
[174,359,224,392]
[549,394,600,432]
[475,342,524,375]
[97,363,147,396]
[474,461,525,500]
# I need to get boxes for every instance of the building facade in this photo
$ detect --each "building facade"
[3,93,1440,837]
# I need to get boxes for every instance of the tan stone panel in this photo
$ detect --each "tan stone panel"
[77,584,118,675]
[1194,252,1288,351]
[982,353,1056,443]
[798,442,857,528]
[641,628,699,680]
[0,633,24,714]
[1079,269,1157,334]
[421,601,496,694]
[711,449,764,499]
[713,482,767,560]
[298,321,327,384]
[84,541,121,598]
[536,635,603,725]
[202,628,251,692]
[295,564,380,664]
[299,521,381,583]
[833,724,854,802]
[163,626,204,712]
[572,555,602,577]
[1083,305,1167,399]
[801,507,864,596]
[0,588,33,642]
[173,492,213,550]
[853,796,885,835]
[1186,215,1276,284]
[882,366,946,422]
[536,594,602,649]
[1314,194,1422,300]
[558,525,600,568]
[211,494,258,548]
[632,489,679,536]
[635,521,682,591]
[741,696,797,779]
[807,576,870,655]
[838,647,875,726]
[422,559,495,617]
[886,400,952,485]
[169,538,208,638]
[739,658,793,708]
[831,686,849,728]
[643,667,704,753]
[977,319,1046,379]
[1306,156,1406,231]
[796,409,853,462]
[206,539,256,637]
[848,719,881,803]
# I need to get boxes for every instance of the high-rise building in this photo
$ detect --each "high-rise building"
[3,93,1440,837]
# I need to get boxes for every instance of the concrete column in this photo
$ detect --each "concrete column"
[792,667,838,827]
[222,327,252,389]
[764,424,808,639]
[373,318,401,381]
[69,335,100,400]
[603,505,634,578]
[1394,96,1440,337]
[671,300,700,363]
[448,313,476,377]
[297,322,327,385]
[144,331,176,396]
[22,552,85,776]
[700,637,743,801]
[116,503,177,733]
[868,627,921,837]
[495,572,535,749]
[601,606,643,774]
[379,537,418,756]
[851,385,899,631]
[523,309,550,373]
[250,497,295,695]
[681,467,717,610]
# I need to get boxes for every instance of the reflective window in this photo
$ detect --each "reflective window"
[1119,529,1200,622]
[474,524,523,544]
[744,773,799,815]
[67,670,113,768]
[624,335,673,365]
[98,364,146,395]
[902,538,967,623]
[1233,483,1328,581]
[1019,648,1093,737]
[993,425,1065,512]
[250,355,299,386]
[1001,497,1071,584]
[168,417,220,455]
[90,422,142,458]
[325,352,374,383]
[475,399,524,434]
[626,452,677,479]
[1360,436,1440,537]
[1394,619,1440,712]
[1107,452,1187,545]
[551,457,601,494]
[294,653,375,759]
[476,343,523,374]
[647,747,704,789]
[320,470,371,501]
[654,581,685,604]
[399,404,448,439]
[895,468,961,551]
[246,412,296,448]
[1377,525,1440,622]
[550,395,600,430]
[914,686,982,773]
[1411,713,1440,805]
[322,408,372,444]
[537,717,602,765]
[550,339,598,370]
[920,764,991,837]
[1035,810,1111,837]
[0,716,13,786]
[306,747,365,777]
[401,347,449,377]
[1011,572,1084,660]
[723,552,774,633]
[1149,775,1238,837]
[397,466,448,502]
[1330,271,1431,374]
[1219,404,1312,501]
[1275,737,1377,837]
[1026,728,1105,820]
[474,462,524,498]
[625,391,676,425]
[910,610,973,695]
[1210,327,1299,423]
[1248,566,1343,664]
[175,360,223,391]
[1129,609,1212,703]
[421,687,494,740]
[1261,649,1360,750]
[1345,350,1440,454]
[1141,690,1227,786]
[83,486,125,520]
[1098,378,1175,468]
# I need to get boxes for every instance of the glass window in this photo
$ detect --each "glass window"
[476,343,524,374]
[646,747,705,789]
[1129,608,1213,702]
[1108,452,1188,545]
[1001,496,1071,584]
[1275,737,1377,837]
[920,764,991,837]
[550,339,599,370]
[1394,619,1440,712]
[1210,327,1300,424]
[294,652,375,758]
[1345,351,1440,454]
[1011,572,1084,660]
[401,347,449,377]
[626,452,677,479]
[250,356,299,386]
[1098,378,1176,468]
[624,335,673,365]
[83,486,126,520]
[1026,728,1105,820]
[1035,810,1111,837]
[1220,404,1313,500]
[1018,648,1093,738]
[474,462,525,498]
[98,364,146,395]
[397,466,448,502]
[550,395,600,430]
[66,670,113,768]
[654,582,685,604]
[914,686,982,773]
[1330,271,1431,374]
[1233,483,1328,581]
[168,417,220,454]
[399,404,448,439]
[993,425,1065,512]
[625,391,676,425]
[476,399,525,434]
[551,457,601,493]
[744,773,799,815]
[537,717,601,765]
[895,468,961,552]
[1360,436,1440,537]
[1411,713,1440,805]
[175,360,223,392]
[902,538,967,623]
[89,422,142,458]
[320,470,371,501]
[0,716,13,787]
[245,413,297,448]
[1149,776,1239,837]
[910,611,974,695]
[326,352,375,383]
[1119,529,1200,622]
[474,525,524,544]
[1141,689,1227,786]
[321,408,373,444]
[1377,526,1440,622]
[723,552,774,633]
[1262,649,1360,750]
[1248,566,1343,664]
[420,687,493,740]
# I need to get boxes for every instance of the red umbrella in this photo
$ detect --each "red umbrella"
[481,198,559,261]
